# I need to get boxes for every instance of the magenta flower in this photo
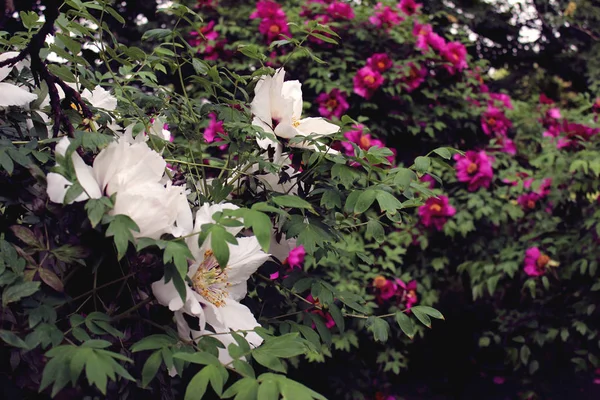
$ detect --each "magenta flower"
[258,17,291,42]
[203,113,228,150]
[481,106,512,136]
[524,247,555,277]
[401,62,427,92]
[373,276,398,304]
[353,66,384,99]
[340,124,395,164]
[286,245,305,270]
[517,178,552,210]
[250,0,285,19]
[539,93,555,105]
[413,23,432,51]
[396,279,418,310]
[366,53,393,72]
[369,2,404,30]
[454,151,494,191]
[556,121,599,149]
[316,89,349,119]
[492,136,516,155]
[418,195,456,231]
[188,21,225,61]
[547,107,561,119]
[489,93,513,110]
[399,0,422,16]
[440,41,468,74]
[306,294,336,329]
[327,1,355,19]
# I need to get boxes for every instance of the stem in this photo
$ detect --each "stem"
[110,296,153,322]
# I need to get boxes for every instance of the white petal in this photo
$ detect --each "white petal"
[297,117,340,137]
[281,80,303,120]
[274,122,299,139]
[151,278,202,316]
[0,52,20,81]
[55,136,71,157]
[218,298,263,333]
[251,76,274,128]
[269,233,297,263]
[46,173,72,203]
[82,85,117,110]
[0,82,37,107]
[228,282,248,302]
[226,237,269,285]
[71,153,102,199]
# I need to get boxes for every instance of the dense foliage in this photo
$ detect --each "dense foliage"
[1,0,600,399]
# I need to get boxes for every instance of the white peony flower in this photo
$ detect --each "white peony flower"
[0,52,38,108]
[251,68,339,153]
[151,203,269,363]
[46,136,193,239]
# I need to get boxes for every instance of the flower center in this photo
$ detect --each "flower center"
[269,24,280,34]
[364,75,376,85]
[191,250,229,307]
[326,98,338,109]
[409,68,418,79]
[377,61,386,70]
[451,53,460,62]
[536,254,550,269]
[527,199,536,209]
[430,203,442,212]
[419,28,427,35]
[373,275,387,289]
[467,162,478,174]
[487,117,496,126]
[407,290,417,300]
[292,117,301,128]
[359,134,371,149]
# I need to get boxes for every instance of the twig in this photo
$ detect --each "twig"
[0,0,93,136]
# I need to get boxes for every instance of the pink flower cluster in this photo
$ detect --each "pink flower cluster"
[327,1,355,20]
[516,178,552,211]
[369,3,404,30]
[353,53,391,99]
[418,195,456,231]
[339,124,396,165]
[412,22,467,75]
[203,112,228,150]
[479,92,515,155]
[539,95,599,149]
[454,151,494,191]
[306,294,335,329]
[523,247,554,277]
[270,245,305,280]
[250,0,291,43]
[316,88,349,119]
[400,62,427,92]
[373,276,418,310]
[188,21,225,61]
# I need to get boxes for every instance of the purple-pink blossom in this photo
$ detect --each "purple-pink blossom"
[399,0,422,16]
[524,247,551,277]
[366,53,393,72]
[401,62,427,92]
[369,2,404,30]
[353,66,384,99]
[418,195,456,231]
[454,151,494,191]
[327,1,355,19]
[481,106,512,137]
[440,41,468,74]
[316,89,349,119]
[203,113,228,150]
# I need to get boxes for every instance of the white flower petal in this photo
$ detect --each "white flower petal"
[71,152,102,199]
[281,80,303,120]
[46,173,72,203]
[226,237,269,285]
[82,85,117,110]
[0,82,37,107]
[0,52,20,81]
[297,117,340,137]
[228,281,248,302]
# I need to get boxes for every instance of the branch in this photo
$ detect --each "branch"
[0,0,93,136]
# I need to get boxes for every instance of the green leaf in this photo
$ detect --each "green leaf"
[395,312,416,339]
[142,28,173,40]
[211,225,236,268]
[0,150,14,174]
[354,189,377,214]
[0,330,29,349]
[131,334,177,352]
[272,195,314,211]
[243,210,272,252]
[85,352,108,395]
[173,351,221,365]
[393,168,415,189]
[328,304,345,333]
[142,351,163,387]
[414,156,431,173]
[105,214,139,260]
[48,64,76,82]
[259,333,306,358]
[232,360,255,379]
[10,225,42,248]
[3,281,40,305]
[257,379,280,400]
[433,147,452,159]
[366,316,389,342]
[252,350,286,373]
[84,197,113,228]
[164,241,194,278]
[411,307,432,328]
[375,190,403,215]
[410,306,444,320]
[222,377,259,399]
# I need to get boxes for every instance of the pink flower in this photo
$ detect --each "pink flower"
[203,112,228,150]
[420,174,436,188]
[481,106,512,136]
[399,0,422,16]
[539,93,555,105]
[524,247,552,277]
[250,0,285,19]
[340,124,395,164]
[353,66,384,99]
[413,23,446,53]
[316,89,349,119]
[454,151,494,191]
[327,1,355,19]
[258,17,291,42]
[366,53,393,72]
[373,276,398,304]
[369,2,404,30]
[188,21,225,61]
[401,62,427,92]
[396,279,418,310]
[490,93,513,110]
[490,136,516,155]
[440,41,468,74]
[418,195,456,231]
[306,295,335,329]
[286,245,305,270]
[556,121,599,149]
[547,107,561,119]
[196,0,217,8]
[517,178,552,210]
